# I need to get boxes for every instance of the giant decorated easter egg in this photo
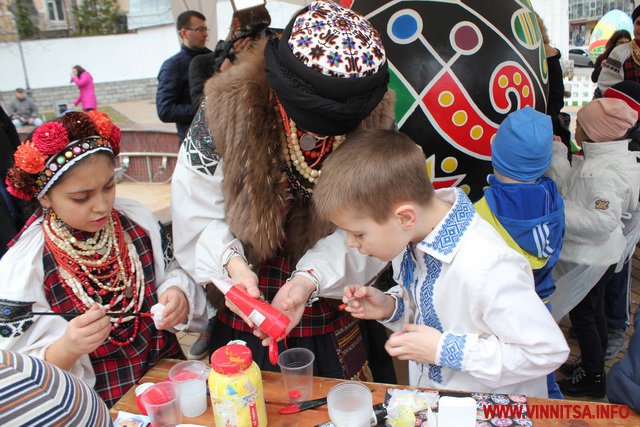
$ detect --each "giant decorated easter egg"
[589,10,633,63]
[340,0,549,200]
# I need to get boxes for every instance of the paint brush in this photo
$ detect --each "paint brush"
[30,311,154,319]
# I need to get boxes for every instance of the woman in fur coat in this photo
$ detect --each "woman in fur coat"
[171,0,397,380]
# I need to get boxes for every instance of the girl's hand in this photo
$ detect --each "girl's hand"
[342,285,396,320]
[157,287,189,329]
[385,323,442,365]
[61,304,111,356]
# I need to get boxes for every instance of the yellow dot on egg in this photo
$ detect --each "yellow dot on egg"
[441,156,458,173]
[470,125,483,140]
[460,184,471,194]
[452,110,468,126]
[498,75,508,88]
[438,91,454,107]
[514,72,522,85]
[522,86,530,97]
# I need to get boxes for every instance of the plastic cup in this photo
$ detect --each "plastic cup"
[135,382,154,415]
[277,347,314,402]
[140,382,182,427]
[327,382,373,427]
[168,360,208,418]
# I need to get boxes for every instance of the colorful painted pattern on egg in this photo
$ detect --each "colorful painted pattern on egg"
[589,10,633,62]
[340,0,549,200]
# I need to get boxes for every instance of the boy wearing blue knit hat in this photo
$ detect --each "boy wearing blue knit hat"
[475,106,566,398]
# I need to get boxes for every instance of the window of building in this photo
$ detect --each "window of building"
[47,0,65,22]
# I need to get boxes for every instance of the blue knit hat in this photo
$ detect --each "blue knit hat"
[491,107,552,182]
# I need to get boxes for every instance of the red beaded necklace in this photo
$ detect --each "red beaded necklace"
[43,210,144,346]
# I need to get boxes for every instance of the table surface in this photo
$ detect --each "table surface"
[110,359,640,426]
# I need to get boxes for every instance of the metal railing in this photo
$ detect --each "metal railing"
[115,152,177,184]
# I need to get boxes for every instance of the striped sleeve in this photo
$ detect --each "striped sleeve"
[0,350,111,427]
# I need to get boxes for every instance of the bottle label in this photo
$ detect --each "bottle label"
[248,309,265,327]
[248,396,259,427]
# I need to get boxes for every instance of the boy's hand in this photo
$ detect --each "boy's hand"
[342,285,395,320]
[157,287,189,329]
[61,305,111,356]
[385,323,442,365]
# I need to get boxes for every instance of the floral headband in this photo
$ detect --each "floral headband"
[5,111,121,201]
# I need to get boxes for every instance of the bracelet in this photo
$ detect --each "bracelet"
[222,246,251,276]
[289,268,320,307]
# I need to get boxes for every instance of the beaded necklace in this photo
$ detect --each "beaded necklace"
[631,39,640,67]
[275,100,345,196]
[42,210,145,346]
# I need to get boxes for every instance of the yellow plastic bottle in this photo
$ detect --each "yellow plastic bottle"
[209,341,268,426]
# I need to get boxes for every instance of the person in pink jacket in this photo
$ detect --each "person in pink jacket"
[71,65,97,111]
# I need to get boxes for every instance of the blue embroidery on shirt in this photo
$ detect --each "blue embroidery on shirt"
[421,188,475,256]
[439,333,467,371]
[387,296,405,323]
[416,254,444,383]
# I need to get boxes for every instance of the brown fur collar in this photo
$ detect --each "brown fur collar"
[204,40,396,264]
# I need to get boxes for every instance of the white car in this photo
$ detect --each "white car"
[569,47,594,67]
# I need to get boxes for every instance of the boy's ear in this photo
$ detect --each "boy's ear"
[394,204,417,230]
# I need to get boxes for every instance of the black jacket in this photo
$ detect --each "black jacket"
[156,44,211,141]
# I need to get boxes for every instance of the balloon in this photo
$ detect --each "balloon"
[341,0,549,200]
[588,10,633,62]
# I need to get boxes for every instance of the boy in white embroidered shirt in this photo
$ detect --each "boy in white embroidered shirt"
[313,130,569,397]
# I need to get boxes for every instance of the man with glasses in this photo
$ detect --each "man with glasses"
[156,10,211,143]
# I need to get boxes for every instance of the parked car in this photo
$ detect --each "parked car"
[569,47,594,67]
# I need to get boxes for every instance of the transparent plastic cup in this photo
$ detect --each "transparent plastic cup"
[168,360,209,418]
[327,382,373,427]
[277,347,315,402]
[140,381,182,427]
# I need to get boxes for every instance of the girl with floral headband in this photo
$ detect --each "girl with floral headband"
[0,111,206,407]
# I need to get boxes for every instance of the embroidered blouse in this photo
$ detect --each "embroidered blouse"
[383,188,569,398]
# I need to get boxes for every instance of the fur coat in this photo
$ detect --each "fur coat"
[203,39,395,265]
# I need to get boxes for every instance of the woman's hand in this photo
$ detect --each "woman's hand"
[255,275,315,346]
[157,286,189,329]
[343,285,396,320]
[226,257,260,327]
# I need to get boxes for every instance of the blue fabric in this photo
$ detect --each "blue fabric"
[483,175,565,300]
[491,107,553,182]
[545,302,563,399]
[605,259,631,330]
[607,304,640,412]
[156,44,211,141]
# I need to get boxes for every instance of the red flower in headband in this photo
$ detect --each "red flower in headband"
[32,122,69,155]
[62,112,97,141]
[5,168,36,200]
[109,125,121,154]
[87,111,113,141]
[14,141,47,174]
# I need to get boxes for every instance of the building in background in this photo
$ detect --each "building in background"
[569,0,636,46]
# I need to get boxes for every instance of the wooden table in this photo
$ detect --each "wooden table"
[111,359,640,426]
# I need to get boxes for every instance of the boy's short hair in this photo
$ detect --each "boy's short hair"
[313,129,434,223]
[15,88,25,94]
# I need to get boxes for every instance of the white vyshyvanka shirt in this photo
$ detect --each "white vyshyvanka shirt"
[383,188,569,398]
[0,198,207,386]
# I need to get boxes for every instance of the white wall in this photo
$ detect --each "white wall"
[0,25,180,91]
[532,0,570,58]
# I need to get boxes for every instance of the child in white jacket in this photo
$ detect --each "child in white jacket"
[546,98,640,398]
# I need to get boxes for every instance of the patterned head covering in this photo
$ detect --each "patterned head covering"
[264,0,389,136]
[288,0,385,78]
[5,111,120,200]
